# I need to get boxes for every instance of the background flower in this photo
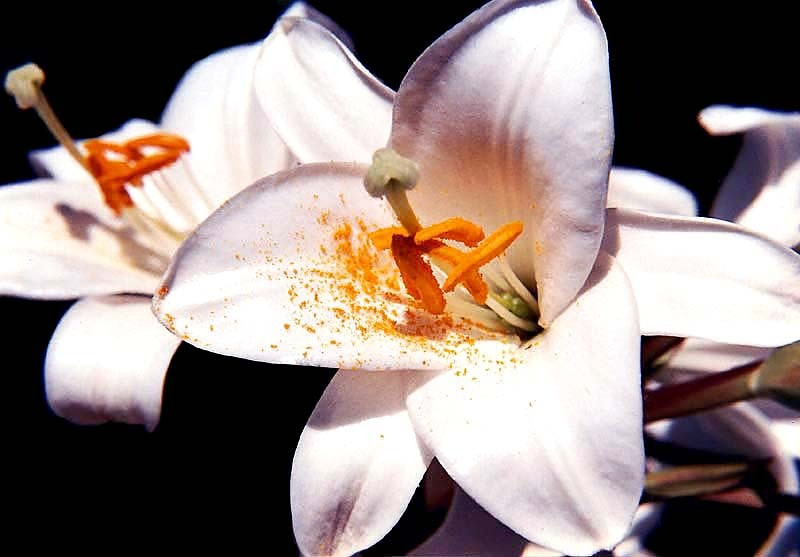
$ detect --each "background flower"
[3,1,798,554]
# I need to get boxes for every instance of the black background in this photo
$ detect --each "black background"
[2,2,797,554]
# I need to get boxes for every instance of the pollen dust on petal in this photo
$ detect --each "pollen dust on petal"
[272,205,515,371]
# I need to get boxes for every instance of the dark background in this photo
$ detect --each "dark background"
[2,2,797,554]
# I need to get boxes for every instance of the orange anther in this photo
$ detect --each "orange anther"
[441,221,523,293]
[414,217,485,247]
[424,241,489,304]
[125,133,190,152]
[391,235,445,314]
[82,132,190,215]
[369,226,408,250]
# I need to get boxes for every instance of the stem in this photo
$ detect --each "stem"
[644,361,761,423]
[641,336,684,370]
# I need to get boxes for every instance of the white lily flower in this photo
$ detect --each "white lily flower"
[153,1,800,555]
[0,3,344,431]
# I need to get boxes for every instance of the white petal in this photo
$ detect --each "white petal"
[390,0,613,326]
[161,43,291,207]
[0,179,161,298]
[29,119,159,182]
[608,167,698,216]
[603,208,800,347]
[154,163,521,372]
[219,42,296,201]
[410,487,532,557]
[282,1,355,50]
[407,253,643,555]
[754,399,800,458]
[291,368,432,557]
[661,338,770,377]
[612,503,662,557]
[700,105,800,246]
[45,295,180,431]
[699,105,800,136]
[254,16,394,163]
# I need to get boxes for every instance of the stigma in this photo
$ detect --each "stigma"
[364,148,540,334]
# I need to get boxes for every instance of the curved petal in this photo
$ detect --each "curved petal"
[219,41,296,200]
[699,105,800,136]
[612,503,662,557]
[282,1,355,51]
[0,179,161,299]
[699,105,800,246]
[291,368,433,557]
[161,42,293,207]
[406,253,643,555]
[29,119,159,182]
[602,208,800,347]
[410,487,532,557]
[661,338,770,378]
[608,167,698,216]
[390,0,613,326]
[45,295,180,431]
[253,16,394,164]
[154,163,521,371]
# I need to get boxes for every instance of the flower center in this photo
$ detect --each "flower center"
[6,63,213,254]
[364,148,540,334]
[83,133,189,215]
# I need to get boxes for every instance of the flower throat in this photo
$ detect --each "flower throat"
[364,148,541,334]
[4,63,216,253]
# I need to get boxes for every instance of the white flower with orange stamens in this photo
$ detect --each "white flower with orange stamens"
[152,0,800,555]
[0,3,340,431]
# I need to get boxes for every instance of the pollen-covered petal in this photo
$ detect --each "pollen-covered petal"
[45,295,180,431]
[407,253,643,555]
[699,105,800,247]
[0,179,162,299]
[29,119,159,183]
[253,15,394,164]
[602,208,800,347]
[153,163,520,371]
[608,167,698,216]
[292,368,434,557]
[390,0,612,327]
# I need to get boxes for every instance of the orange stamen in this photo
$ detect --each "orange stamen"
[441,221,523,293]
[369,226,408,250]
[424,241,489,304]
[82,133,190,214]
[414,217,485,247]
[391,235,445,314]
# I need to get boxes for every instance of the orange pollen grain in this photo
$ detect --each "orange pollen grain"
[83,132,190,215]
[442,221,523,293]
[414,217,485,247]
